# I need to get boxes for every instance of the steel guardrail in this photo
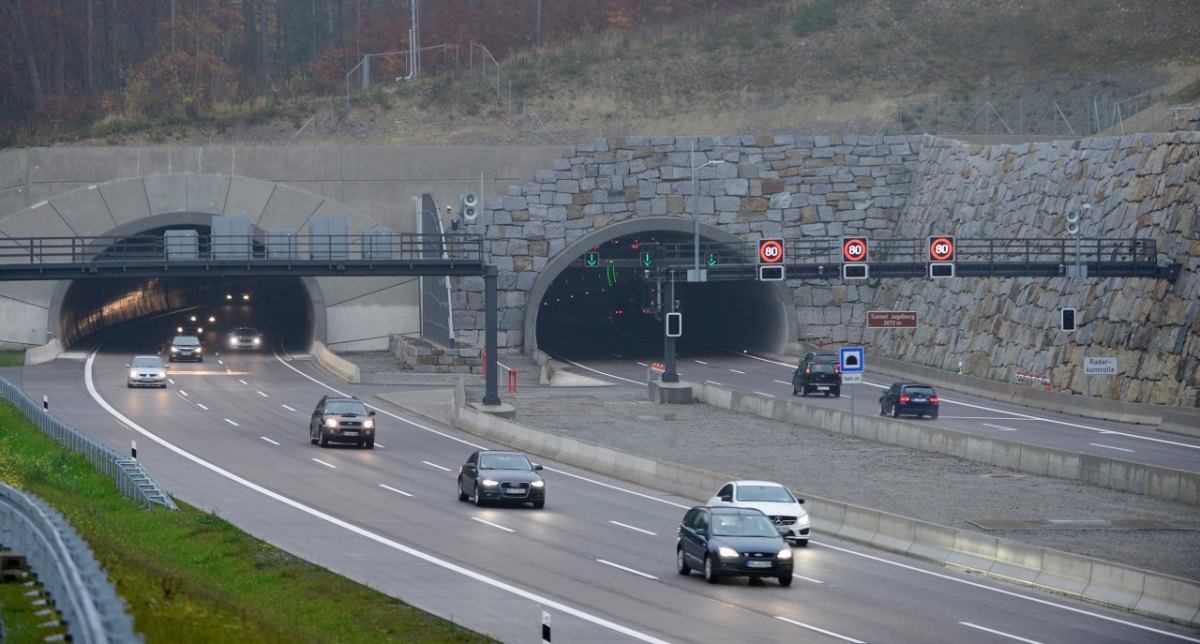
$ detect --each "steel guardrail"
[0,377,177,511]
[0,483,143,643]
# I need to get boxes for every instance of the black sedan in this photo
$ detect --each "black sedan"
[677,506,793,586]
[879,382,940,419]
[457,450,545,509]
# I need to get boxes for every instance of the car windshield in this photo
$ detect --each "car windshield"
[810,354,838,363]
[172,336,200,346]
[736,484,794,503]
[130,356,162,368]
[235,328,258,336]
[326,401,367,415]
[711,513,779,537]
[905,386,936,397]
[479,453,532,470]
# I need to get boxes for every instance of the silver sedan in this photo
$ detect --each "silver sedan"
[127,355,168,388]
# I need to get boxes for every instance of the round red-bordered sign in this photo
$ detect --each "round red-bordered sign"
[842,237,868,263]
[758,239,784,264]
[928,236,955,262]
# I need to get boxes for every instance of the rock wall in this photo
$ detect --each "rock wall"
[852,134,1199,407]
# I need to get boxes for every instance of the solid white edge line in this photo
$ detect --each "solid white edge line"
[556,357,645,385]
[379,484,412,497]
[959,621,1044,644]
[471,517,515,533]
[1090,443,1135,453]
[752,391,774,398]
[260,437,280,446]
[311,458,337,469]
[596,559,658,580]
[608,521,657,536]
[86,352,669,644]
[815,541,1200,642]
[774,616,865,643]
[983,423,1019,432]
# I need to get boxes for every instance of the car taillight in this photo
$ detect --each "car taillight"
[899,395,911,403]
[805,367,811,374]
[834,364,841,374]
[930,396,939,404]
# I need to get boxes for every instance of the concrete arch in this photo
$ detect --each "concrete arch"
[0,174,385,351]
[523,216,797,355]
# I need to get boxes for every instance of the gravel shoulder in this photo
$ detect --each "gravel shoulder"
[348,351,1200,582]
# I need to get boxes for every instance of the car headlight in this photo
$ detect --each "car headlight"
[226,294,233,300]
[717,546,740,559]
[362,419,375,430]
[195,347,202,353]
[196,327,204,334]
[531,480,544,488]
[480,479,500,487]
[129,370,138,378]
[323,417,339,429]
[176,326,184,333]
[252,337,260,345]
[208,316,216,323]
[229,338,238,347]
[170,346,178,353]
[777,548,793,560]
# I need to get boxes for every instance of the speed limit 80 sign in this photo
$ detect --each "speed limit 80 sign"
[928,236,956,262]
[758,239,785,264]
[841,236,869,263]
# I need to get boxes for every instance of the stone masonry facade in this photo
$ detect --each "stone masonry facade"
[451,133,1199,407]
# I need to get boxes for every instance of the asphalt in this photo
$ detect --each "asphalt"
[348,351,1200,584]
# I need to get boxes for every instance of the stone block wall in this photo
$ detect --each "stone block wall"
[389,336,481,374]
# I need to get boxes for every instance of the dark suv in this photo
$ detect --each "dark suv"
[879,383,940,419]
[309,395,376,448]
[792,351,841,397]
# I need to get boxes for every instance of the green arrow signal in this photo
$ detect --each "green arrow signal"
[706,252,719,266]
[585,252,599,267]
[641,252,653,267]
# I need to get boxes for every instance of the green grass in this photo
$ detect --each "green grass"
[0,349,23,367]
[0,400,495,643]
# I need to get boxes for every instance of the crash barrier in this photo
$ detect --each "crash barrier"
[447,381,1200,627]
[695,382,1199,505]
[0,377,176,510]
[311,341,361,383]
[647,362,666,382]
[0,484,143,643]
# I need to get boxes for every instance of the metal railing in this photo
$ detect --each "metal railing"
[0,377,176,510]
[0,484,143,643]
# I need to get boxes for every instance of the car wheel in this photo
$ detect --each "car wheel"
[703,555,720,584]
[800,387,808,397]
[792,388,799,396]
[532,499,545,509]
[365,438,375,449]
[778,573,793,587]
[931,411,939,420]
[319,432,329,447]
[457,477,469,501]
[127,383,133,388]
[473,483,485,507]
[880,404,886,416]
[676,547,691,575]
[796,539,809,547]
[892,406,901,418]
[833,388,841,398]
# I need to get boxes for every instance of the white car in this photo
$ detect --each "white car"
[707,480,811,546]
[127,355,168,388]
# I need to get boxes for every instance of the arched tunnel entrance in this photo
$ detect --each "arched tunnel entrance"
[535,229,792,361]
[52,221,315,353]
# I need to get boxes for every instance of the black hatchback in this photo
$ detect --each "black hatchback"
[879,383,940,419]
[792,352,841,397]
[676,506,793,586]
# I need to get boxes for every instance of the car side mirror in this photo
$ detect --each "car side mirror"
[695,528,707,538]
[533,464,543,471]
[368,410,376,416]
[719,494,732,502]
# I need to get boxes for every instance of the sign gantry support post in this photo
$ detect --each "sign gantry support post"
[662,274,679,383]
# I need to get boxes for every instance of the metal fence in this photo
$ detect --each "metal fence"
[0,377,176,510]
[419,194,457,347]
[0,484,143,643]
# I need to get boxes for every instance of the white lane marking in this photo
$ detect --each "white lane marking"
[238,379,248,385]
[960,622,1044,643]
[281,404,297,412]
[218,359,224,365]
[609,521,657,536]
[774,616,865,643]
[556,357,645,385]
[597,559,658,580]
[983,423,1019,432]
[774,379,791,386]
[472,517,515,533]
[423,461,452,472]
[224,418,239,427]
[196,403,209,411]
[374,443,385,449]
[705,380,723,386]
[815,541,1200,642]
[379,484,413,497]
[694,360,708,365]
[613,353,623,358]
[636,362,648,367]
[795,574,824,584]
[167,379,176,385]
[260,437,280,446]
[257,391,268,398]
[729,369,746,375]
[179,390,189,397]
[729,349,1200,451]
[311,458,337,469]
[1090,443,1134,453]
[753,391,774,398]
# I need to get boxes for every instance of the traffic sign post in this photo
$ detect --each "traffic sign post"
[838,346,864,434]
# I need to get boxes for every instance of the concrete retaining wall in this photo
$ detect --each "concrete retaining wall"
[311,341,360,383]
[694,382,1199,505]
[448,382,1200,627]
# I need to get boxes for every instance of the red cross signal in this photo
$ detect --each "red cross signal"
[928,236,956,262]
[842,237,869,263]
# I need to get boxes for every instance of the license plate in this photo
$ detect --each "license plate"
[505,488,526,494]
[912,397,926,402]
[816,386,829,390]
[747,561,772,568]
[343,431,358,436]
